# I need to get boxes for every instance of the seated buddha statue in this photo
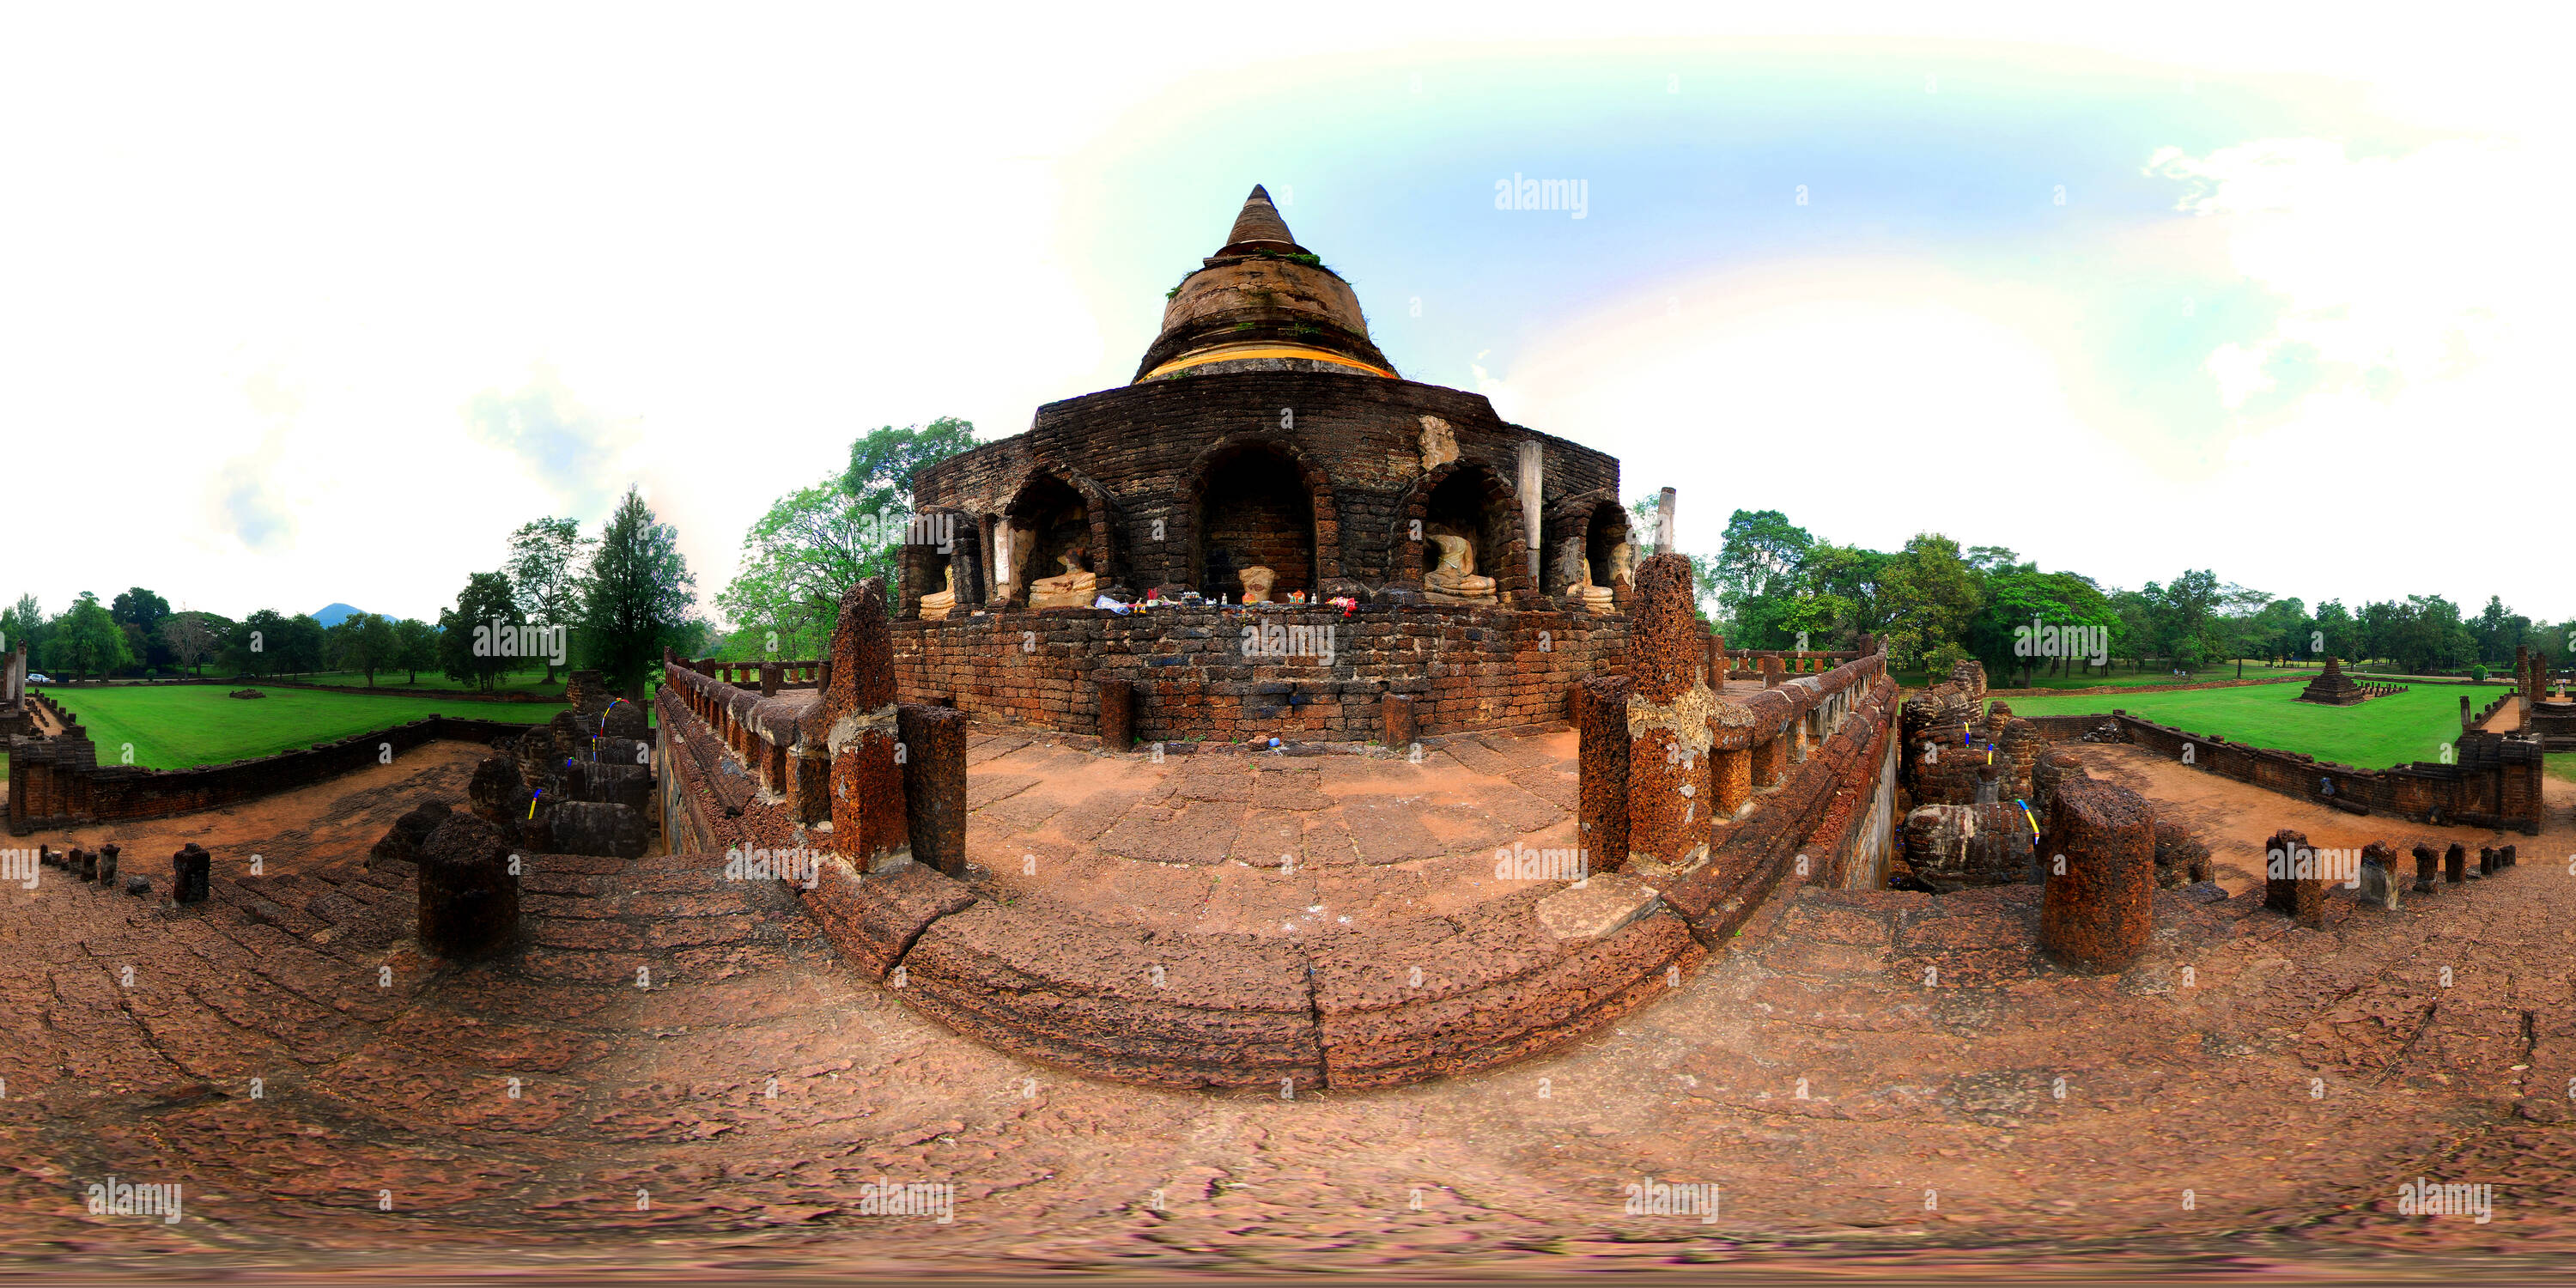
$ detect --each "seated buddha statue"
[1239,566,1276,605]
[1422,528,1498,605]
[1571,554,1615,615]
[1607,542,1637,604]
[918,562,958,620]
[1027,551,1099,610]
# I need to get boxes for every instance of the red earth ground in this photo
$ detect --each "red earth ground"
[2,732,2571,1279]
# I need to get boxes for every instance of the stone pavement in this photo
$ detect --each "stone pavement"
[0,738,2570,1277]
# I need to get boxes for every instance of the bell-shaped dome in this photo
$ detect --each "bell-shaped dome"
[1133,185,1397,383]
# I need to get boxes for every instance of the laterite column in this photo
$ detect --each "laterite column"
[1382,694,1417,750]
[826,579,910,871]
[417,815,520,957]
[2039,777,2154,972]
[897,703,967,877]
[1576,674,1631,872]
[1625,554,1711,865]
[1097,677,1133,750]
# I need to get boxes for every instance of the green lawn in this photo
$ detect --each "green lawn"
[2001,683,2481,771]
[276,667,568,695]
[36,685,560,770]
[2549,753,2576,787]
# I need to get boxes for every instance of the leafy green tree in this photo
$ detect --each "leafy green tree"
[2109,589,2157,670]
[1877,534,1982,675]
[45,592,134,679]
[276,614,326,677]
[1971,569,2117,684]
[2,592,43,663]
[844,417,979,513]
[328,612,399,687]
[504,517,594,684]
[392,617,440,684]
[224,610,288,677]
[2312,599,2355,662]
[110,587,173,671]
[439,573,521,693]
[716,477,882,659]
[578,485,697,699]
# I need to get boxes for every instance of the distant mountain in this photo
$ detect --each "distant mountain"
[312,603,366,628]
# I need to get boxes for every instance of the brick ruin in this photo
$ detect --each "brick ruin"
[2088,711,2542,835]
[2295,656,2404,704]
[884,188,1642,744]
[2512,645,2576,750]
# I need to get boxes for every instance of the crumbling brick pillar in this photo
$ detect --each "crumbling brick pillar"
[2038,778,2154,973]
[1382,694,1416,750]
[1760,654,1784,690]
[825,579,910,870]
[1711,745,1752,817]
[1625,554,1711,865]
[2502,842,2518,868]
[2445,841,2466,883]
[896,703,967,877]
[1098,677,1133,750]
[760,661,781,697]
[96,843,118,885]
[171,843,210,904]
[417,815,520,958]
[2411,843,2439,893]
[2461,695,2473,730]
[2357,841,2399,910]
[1576,674,1631,872]
[2478,846,2495,878]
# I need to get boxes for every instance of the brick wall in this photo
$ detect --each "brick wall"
[891,604,1629,744]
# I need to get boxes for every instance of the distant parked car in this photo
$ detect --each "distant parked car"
[27,673,50,683]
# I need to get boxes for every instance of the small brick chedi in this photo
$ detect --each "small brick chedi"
[890,185,1641,745]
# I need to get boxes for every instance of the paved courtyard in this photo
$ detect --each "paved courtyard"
[1,736,2570,1277]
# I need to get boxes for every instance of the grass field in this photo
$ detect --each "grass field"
[273,667,567,694]
[2000,683,2479,771]
[36,685,561,770]
[2549,753,2576,786]
[1896,663,2300,692]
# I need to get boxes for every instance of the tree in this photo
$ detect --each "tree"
[159,612,226,677]
[111,587,173,671]
[577,485,697,699]
[715,477,884,661]
[504,517,595,684]
[1971,569,2117,684]
[2312,599,2355,662]
[276,613,326,677]
[2,592,42,663]
[392,617,440,684]
[225,610,289,677]
[1876,534,1982,675]
[328,612,399,687]
[438,573,521,693]
[844,417,979,513]
[1710,509,1814,608]
[45,592,135,679]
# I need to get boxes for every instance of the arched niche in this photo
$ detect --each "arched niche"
[999,470,1116,602]
[1391,460,1533,599]
[1176,433,1340,598]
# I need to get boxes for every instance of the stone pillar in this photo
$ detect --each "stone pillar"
[2518,645,2534,704]
[417,815,520,958]
[1517,440,1543,586]
[1712,746,1753,817]
[2411,843,2439,893]
[2444,841,2466,883]
[2263,829,2325,926]
[96,843,118,886]
[2357,841,2398,910]
[1654,487,1676,556]
[1097,677,1133,750]
[2477,846,2494,878]
[1760,654,1784,690]
[1576,675,1631,872]
[1382,694,1416,750]
[2461,694,2473,730]
[1625,554,1711,865]
[2038,778,2154,972]
[826,579,910,871]
[760,661,781,697]
[76,848,96,881]
[896,703,967,878]
[172,843,210,904]
[2501,843,2518,868]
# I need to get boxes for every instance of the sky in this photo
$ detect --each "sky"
[3,4,2565,627]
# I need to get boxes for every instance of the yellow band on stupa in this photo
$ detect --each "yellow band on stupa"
[1142,343,1395,381]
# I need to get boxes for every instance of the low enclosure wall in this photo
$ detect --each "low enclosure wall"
[8,714,532,834]
[890,604,1628,744]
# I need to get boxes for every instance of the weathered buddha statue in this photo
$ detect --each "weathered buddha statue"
[1239,565,1277,605]
[919,562,958,620]
[1028,550,1098,610]
[1608,542,1637,598]
[1571,554,1615,615]
[1422,527,1498,605]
